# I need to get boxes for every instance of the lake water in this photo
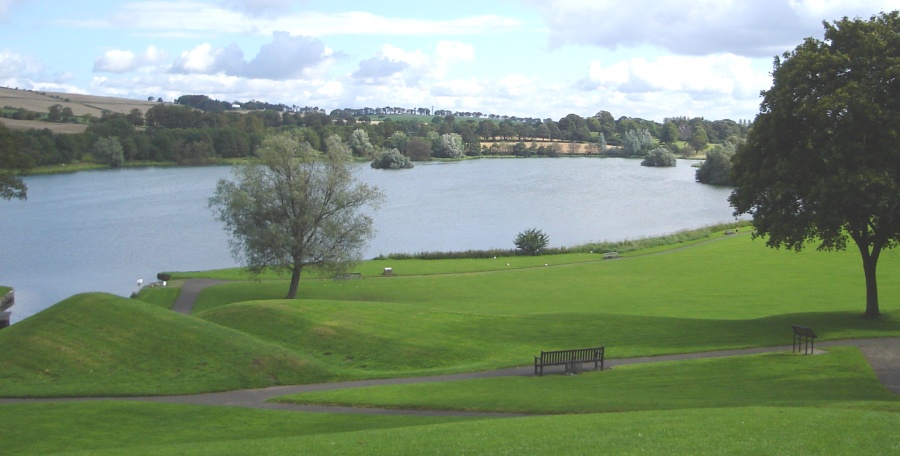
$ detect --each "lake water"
[0,158,737,323]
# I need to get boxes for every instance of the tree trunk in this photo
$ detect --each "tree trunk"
[857,242,881,318]
[286,266,302,299]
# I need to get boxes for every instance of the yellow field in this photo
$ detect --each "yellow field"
[1,87,160,115]
[0,117,88,133]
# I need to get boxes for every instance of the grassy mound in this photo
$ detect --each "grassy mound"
[198,300,495,375]
[0,293,334,396]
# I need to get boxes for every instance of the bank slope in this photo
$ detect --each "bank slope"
[0,293,335,397]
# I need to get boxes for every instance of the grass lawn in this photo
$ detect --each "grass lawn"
[276,346,899,413]
[2,402,897,455]
[2,234,898,396]
[1,232,898,454]
[133,285,182,309]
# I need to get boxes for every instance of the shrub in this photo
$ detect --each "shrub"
[371,148,413,170]
[514,228,550,255]
[641,147,677,167]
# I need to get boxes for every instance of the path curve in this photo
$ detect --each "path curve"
[171,279,229,314]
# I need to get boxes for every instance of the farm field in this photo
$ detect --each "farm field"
[0,231,898,454]
[0,86,159,117]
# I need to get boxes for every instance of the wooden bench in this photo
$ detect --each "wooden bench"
[534,346,604,376]
[791,324,817,354]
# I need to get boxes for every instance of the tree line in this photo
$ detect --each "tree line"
[1,98,750,172]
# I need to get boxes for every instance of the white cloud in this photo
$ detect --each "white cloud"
[0,0,24,20]
[169,32,331,80]
[0,48,42,78]
[584,54,770,99]
[221,0,292,17]
[351,41,474,86]
[94,46,170,73]
[524,0,899,57]
[67,2,525,39]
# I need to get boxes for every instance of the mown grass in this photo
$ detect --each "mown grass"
[1,232,899,454]
[2,235,898,396]
[3,403,897,455]
[277,347,899,413]
[0,401,470,455]
[0,293,340,396]
[133,285,182,309]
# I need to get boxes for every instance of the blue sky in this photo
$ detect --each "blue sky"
[1,0,898,121]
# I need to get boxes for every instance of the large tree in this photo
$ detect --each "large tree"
[209,132,383,299]
[729,12,900,318]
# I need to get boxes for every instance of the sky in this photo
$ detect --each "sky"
[1,0,899,122]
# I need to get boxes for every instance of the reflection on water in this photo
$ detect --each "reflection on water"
[0,158,736,323]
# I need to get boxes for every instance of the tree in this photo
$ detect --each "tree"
[621,129,653,156]
[348,128,375,158]
[729,12,900,318]
[695,144,735,185]
[406,137,432,161]
[91,137,124,168]
[209,132,383,299]
[641,147,677,167]
[660,121,679,144]
[0,124,33,200]
[689,126,709,151]
[126,108,145,127]
[47,104,63,122]
[514,228,549,255]
[434,133,465,159]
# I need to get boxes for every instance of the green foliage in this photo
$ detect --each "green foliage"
[0,124,31,200]
[434,133,465,159]
[209,131,384,298]
[640,147,677,167]
[370,148,412,169]
[405,136,432,161]
[347,128,375,158]
[514,228,549,255]
[695,143,735,185]
[730,12,900,317]
[91,136,125,168]
[620,128,654,156]
[688,126,709,150]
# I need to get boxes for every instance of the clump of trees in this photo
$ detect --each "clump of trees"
[695,144,735,185]
[641,147,677,167]
[515,228,549,255]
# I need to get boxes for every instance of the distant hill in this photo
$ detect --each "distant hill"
[0,87,162,133]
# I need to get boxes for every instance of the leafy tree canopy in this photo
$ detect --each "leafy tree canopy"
[729,12,900,317]
[209,132,384,298]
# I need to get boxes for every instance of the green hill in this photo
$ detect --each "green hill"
[0,293,333,396]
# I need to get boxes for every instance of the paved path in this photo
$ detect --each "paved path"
[171,279,229,314]
[5,278,896,417]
